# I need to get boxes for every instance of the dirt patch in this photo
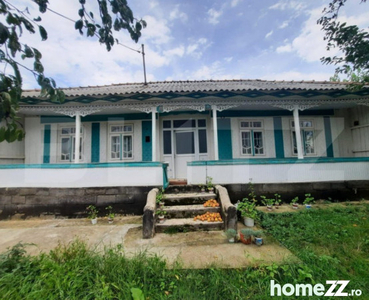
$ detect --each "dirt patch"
[123,224,298,269]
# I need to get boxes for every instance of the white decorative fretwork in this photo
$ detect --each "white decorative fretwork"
[18,106,102,117]
[271,104,318,111]
[215,104,239,112]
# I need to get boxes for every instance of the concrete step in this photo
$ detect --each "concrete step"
[163,204,220,218]
[163,192,217,205]
[165,185,202,194]
[156,218,223,233]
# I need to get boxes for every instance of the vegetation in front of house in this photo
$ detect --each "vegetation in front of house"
[1,204,368,299]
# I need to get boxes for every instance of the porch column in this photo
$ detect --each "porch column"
[293,105,304,159]
[74,111,81,163]
[212,105,219,160]
[152,108,157,161]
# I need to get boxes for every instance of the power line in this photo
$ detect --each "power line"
[46,7,141,54]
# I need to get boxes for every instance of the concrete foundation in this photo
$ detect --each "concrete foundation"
[0,186,154,219]
[224,180,369,204]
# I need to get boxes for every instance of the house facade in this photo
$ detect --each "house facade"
[1,79,369,215]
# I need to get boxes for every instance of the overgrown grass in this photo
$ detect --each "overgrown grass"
[259,203,369,297]
[0,204,368,299]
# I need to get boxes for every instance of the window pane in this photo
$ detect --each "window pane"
[175,131,195,154]
[72,137,83,160]
[302,121,312,128]
[241,131,252,154]
[111,125,123,132]
[111,136,120,159]
[198,129,207,153]
[61,128,71,135]
[292,131,298,154]
[163,120,171,128]
[123,135,132,158]
[240,121,249,128]
[198,119,206,127]
[163,131,172,155]
[123,125,133,132]
[254,131,264,154]
[61,137,71,161]
[253,121,262,128]
[304,130,314,154]
[173,119,196,128]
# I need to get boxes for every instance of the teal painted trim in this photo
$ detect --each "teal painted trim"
[91,123,100,163]
[324,116,334,158]
[162,163,169,189]
[273,117,285,158]
[0,162,165,169]
[188,157,369,166]
[218,109,334,118]
[142,120,152,161]
[43,125,51,164]
[41,113,152,124]
[217,118,233,159]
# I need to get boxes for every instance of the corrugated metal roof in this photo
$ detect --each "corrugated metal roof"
[22,79,352,98]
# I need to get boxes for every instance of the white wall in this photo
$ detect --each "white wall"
[331,110,352,157]
[348,106,369,157]
[0,165,164,188]
[188,161,369,185]
[25,117,42,164]
[0,118,25,164]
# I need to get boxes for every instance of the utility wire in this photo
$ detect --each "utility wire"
[46,7,142,54]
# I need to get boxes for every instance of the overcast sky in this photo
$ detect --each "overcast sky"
[6,0,369,89]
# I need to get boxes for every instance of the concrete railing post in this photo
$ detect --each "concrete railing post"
[143,188,159,239]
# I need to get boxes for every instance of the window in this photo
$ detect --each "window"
[59,126,83,162]
[291,120,315,155]
[240,120,264,156]
[109,124,133,160]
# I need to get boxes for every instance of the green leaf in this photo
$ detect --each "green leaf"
[0,22,10,44]
[39,25,47,40]
[33,16,42,22]
[130,288,144,300]
[34,60,44,73]
[75,20,83,34]
[78,8,84,18]
[33,48,42,60]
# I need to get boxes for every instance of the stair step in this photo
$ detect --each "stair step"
[165,185,201,194]
[163,193,217,205]
[156,218,223,233]
[163,204,220,218]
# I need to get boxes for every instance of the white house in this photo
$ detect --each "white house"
[1,79,369,215]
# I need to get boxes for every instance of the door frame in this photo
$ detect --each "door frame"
[161,116,209,179]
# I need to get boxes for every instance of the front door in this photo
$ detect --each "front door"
[174,130,196,179]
